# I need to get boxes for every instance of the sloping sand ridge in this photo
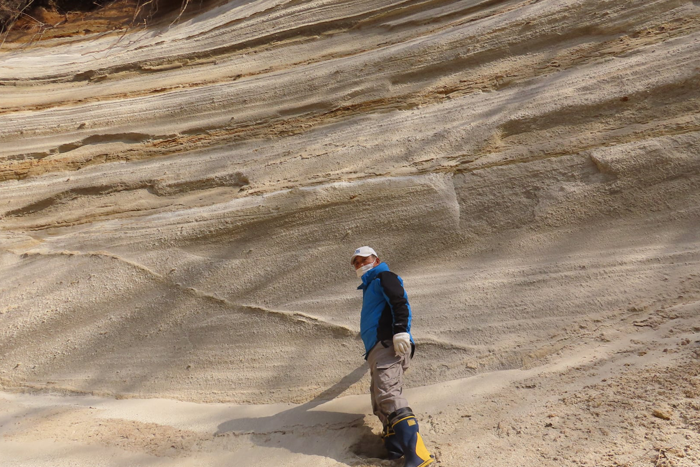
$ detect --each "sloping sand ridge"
[1,0,699,465]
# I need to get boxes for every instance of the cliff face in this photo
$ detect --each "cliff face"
[1,0,699,406]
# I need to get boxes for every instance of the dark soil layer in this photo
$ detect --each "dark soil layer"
[2,0,101,31]
[0,0,215,43]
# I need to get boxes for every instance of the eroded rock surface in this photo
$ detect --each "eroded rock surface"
[1,0,699,408]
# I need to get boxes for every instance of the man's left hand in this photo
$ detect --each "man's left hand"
[393,332,411,357]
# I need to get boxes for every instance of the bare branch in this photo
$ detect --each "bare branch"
[168,0,188,29]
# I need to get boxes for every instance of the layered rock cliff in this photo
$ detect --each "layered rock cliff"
[1,0,699,407]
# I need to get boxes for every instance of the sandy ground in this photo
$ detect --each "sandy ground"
[1,0,700,465]
[1,300,699,466]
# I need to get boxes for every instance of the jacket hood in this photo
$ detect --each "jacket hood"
[358,262,390,289]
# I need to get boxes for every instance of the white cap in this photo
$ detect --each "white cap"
[351,246,378,265]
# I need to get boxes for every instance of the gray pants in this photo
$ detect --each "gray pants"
[367,340,410,426]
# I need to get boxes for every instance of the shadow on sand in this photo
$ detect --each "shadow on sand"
[215,364,390,463]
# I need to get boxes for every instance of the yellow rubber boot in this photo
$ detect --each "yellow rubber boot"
[381,424,404,460]
[390,408,435,467]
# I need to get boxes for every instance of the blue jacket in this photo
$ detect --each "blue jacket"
[358,262,414,356]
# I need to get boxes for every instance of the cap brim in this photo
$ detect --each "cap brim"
[350,253,372,265]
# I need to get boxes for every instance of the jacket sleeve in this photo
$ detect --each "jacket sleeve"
[377,271,410,334]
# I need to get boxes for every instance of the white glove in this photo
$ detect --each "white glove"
[393,332,411,357]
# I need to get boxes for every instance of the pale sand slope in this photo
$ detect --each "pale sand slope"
[1,300,699,466]
[1,0,700,465]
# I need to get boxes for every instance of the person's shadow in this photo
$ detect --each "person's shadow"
[215,364,389,462]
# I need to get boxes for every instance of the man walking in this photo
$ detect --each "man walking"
[351,246,434,467]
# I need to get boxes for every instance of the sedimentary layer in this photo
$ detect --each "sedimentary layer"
[1,0,699,405]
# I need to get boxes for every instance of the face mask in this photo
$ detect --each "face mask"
[355,260,376,278]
